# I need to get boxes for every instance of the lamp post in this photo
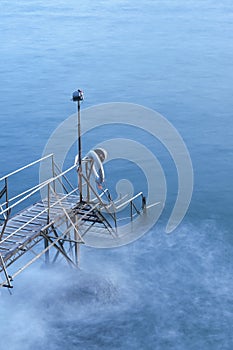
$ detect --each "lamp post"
[72,89,84,203]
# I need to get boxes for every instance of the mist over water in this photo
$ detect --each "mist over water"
[1,0,233,349]
[0,222,232,350]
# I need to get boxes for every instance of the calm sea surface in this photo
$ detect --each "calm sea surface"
[0,0,233,349]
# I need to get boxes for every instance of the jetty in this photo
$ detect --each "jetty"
[0,90,146,290]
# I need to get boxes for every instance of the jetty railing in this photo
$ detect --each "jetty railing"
[0,155,85,288]
[115,191,146,221]
[0,153,147,290]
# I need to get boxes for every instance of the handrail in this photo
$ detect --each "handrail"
[0,164,76,216]
[115,192,143,210]
[0,154,53,182]
[0,178,51,208]
[0,186,79,244]
[114,191,145,222]
[53,161,77,193]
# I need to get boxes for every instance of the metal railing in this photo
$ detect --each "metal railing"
[0,154,78,242]
[115,191,146,221]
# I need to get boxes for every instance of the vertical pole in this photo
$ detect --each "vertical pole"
[51,154,56,192]
[85,161,90,202]
[142,195,147,213]
[0,179,9,241]
[72,89,83,267]
[45,183,50,265]
[77,99,83,203]
[130,201,133,221]
[5,178,9,216]
[0,254,13,289]
[74,217,79,266]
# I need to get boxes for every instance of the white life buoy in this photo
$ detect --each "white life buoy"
[75,148,107,186]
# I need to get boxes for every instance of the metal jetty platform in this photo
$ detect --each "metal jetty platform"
[0,154,145,289]
[0,90,146,290]
[0,154,80,288]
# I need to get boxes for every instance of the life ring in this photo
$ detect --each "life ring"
[75,148,107,186]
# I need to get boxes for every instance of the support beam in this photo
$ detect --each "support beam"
[0,254,13,289]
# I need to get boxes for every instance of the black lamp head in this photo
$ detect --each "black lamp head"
[72,89,84,102]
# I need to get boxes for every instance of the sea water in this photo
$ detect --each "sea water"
[0,0,232,349]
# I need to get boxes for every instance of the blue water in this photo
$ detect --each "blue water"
[0,0,233,349]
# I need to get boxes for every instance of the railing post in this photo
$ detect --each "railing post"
[0,254,13,289]
[0,178,11,241]
[47,183,50,225]
[44,183,50,265]
[74,216,79,266]
[142,195,146,212]
[5,178,9,217]
[85,161,90,203]
[51,154,56,193]
[130,201,133,221]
